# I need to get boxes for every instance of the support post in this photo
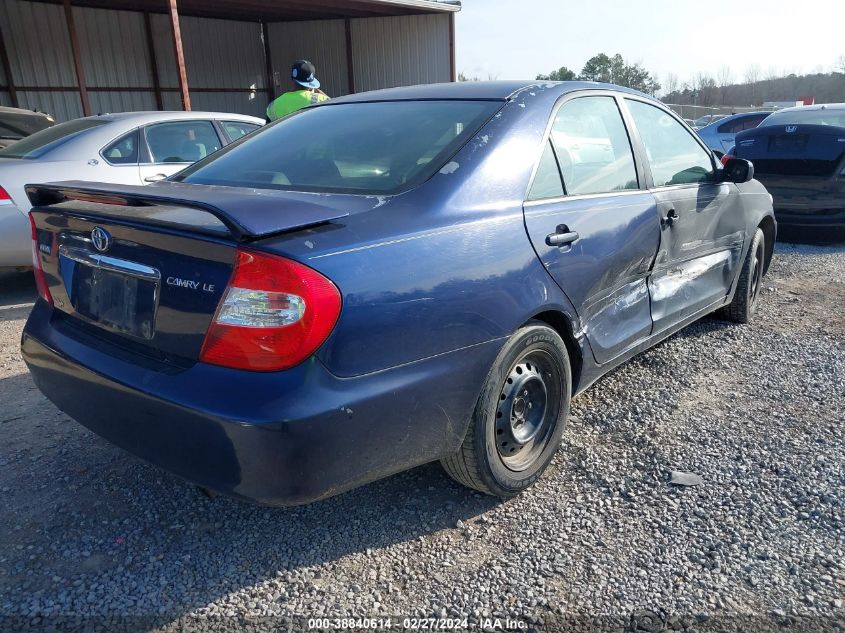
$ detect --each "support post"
[143,11,164,110]
[344,18,355,94]
[0,24,18,107]
[63,0,90,116]
[448,12,456,82]
[168,0,191,111]
[261,21,274,103]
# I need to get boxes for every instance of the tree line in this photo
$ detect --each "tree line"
[663,61,845,107]
[535,53,661,95]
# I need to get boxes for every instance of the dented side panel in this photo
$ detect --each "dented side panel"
[649,182,745,329]
[523,191,661,364]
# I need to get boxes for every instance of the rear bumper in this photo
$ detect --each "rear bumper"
[755,177,845,241]
[22,301,502,505]
[0,202,31,268]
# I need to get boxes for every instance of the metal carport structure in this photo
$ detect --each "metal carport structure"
[0,0,460,121]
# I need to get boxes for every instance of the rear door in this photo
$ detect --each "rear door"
[623,97,746,331]
[139,120,224,184]
[522,93,661,364]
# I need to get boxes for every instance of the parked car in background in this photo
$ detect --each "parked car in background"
[22,81,774,505]
[734,103,845,242]
[0,106,54,150]
[691,113,727,129]
[0,111,263,270]
[696,111,772,156]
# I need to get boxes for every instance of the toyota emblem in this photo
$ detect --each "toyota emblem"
[91,227,112,252]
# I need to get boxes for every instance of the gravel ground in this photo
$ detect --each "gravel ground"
[0,243,843,632]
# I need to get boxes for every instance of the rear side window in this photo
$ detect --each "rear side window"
[145,121,222,164]
[222,121,260,141]
[550,96,638,196]
[178,100,501,195]
[717,114,768,134]
[0,118,107,159]
[101,130,139,164]
[528,140,565,200]
[626,99,714,187]
[760,109,845,128]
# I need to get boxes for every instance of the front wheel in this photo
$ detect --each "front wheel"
[721,227,765,323]
[441,323,571,498]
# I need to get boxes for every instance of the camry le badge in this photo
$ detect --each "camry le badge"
[785,125,798,133]
[91,227,112,252]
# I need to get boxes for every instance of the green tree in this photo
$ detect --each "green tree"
[579,53,613,82]
[579,52,660,95]
[536,66,577,81]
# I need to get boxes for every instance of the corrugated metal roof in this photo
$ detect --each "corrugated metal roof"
[268,19,350,97]
[0,0,77,86]
[73,5,152,88]
[351,14,451,92]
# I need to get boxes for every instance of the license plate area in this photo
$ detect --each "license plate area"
[769,134,808,151]
[60,247,160,340]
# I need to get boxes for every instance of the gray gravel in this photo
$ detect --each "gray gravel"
[1,243,843,632]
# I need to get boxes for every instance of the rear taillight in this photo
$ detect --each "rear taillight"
[721,153,733,166]
[0,186,12,204]
[28,213,53,305]
[200,249,341,372]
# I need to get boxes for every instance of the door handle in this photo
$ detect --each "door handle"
[662,208,679,227]
[545,225,580,247]
[144,173,167,183]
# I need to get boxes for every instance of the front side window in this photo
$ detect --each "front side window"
[178,100,501,195]
[626,99,714,187]
[101,130,139,165]
[550,96,638,196]
[0,119,107,159]
[145,121,222,164]
[222,121,260,141]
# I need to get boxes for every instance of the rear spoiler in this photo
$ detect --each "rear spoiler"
[25,180,358,242]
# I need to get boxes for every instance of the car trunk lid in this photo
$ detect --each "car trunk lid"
[27,181,364,366]
[735,124,845,178]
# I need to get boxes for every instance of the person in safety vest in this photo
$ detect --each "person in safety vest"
[266,60,330,121]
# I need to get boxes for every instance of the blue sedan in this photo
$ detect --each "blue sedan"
[22,81,775,505]
[695,111,772,156]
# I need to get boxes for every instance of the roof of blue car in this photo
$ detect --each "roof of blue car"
[330,80,647,103]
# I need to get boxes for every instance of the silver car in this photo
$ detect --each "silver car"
[695,111,771,156]
[0,111,263,270]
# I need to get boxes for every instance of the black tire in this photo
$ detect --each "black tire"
[721,227,765,323]
[441,323,571,498]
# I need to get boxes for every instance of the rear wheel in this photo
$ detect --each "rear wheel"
[721,227,765,323]
[441,323,571,498]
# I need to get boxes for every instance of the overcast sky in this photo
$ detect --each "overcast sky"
[454,0,845,88]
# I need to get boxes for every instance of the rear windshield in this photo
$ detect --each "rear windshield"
[760,109,845,129]
[0,118,107,159]
[177,100,502,195]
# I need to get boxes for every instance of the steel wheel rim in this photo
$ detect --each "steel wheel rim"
[495,350,562,472]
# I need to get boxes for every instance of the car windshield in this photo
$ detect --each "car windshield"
[760,108,845,128]
[0,118,107,159]
[178,100,502,195]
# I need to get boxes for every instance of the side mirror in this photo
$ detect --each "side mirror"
[722,157,754,184]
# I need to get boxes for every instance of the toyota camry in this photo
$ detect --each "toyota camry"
[22,81,775,505]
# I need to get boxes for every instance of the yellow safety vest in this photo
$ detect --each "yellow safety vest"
[266,89,330,121]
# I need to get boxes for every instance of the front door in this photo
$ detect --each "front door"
[623,98,746,331]
[139,120,224,185]
[522,94,661,364]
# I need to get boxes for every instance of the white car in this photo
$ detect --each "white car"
[0,111,263,270]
